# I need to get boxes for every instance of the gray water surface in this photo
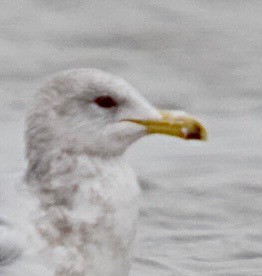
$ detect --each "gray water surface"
[0,1,262,275]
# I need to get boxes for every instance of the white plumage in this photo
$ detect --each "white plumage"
[0,69,161,276]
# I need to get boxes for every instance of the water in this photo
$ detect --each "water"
[0,1,262,275]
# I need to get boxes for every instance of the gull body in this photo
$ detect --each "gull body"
[3,156,139,276]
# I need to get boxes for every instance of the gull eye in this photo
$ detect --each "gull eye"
[95,96,118,108]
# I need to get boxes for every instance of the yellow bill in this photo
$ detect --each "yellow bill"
[127,110,208,141]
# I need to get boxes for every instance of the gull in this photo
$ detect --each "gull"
[0,68,207,276]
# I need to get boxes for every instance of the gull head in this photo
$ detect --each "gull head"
[26,68,207,160]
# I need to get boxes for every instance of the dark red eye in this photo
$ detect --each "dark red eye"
[95,96,117,108]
